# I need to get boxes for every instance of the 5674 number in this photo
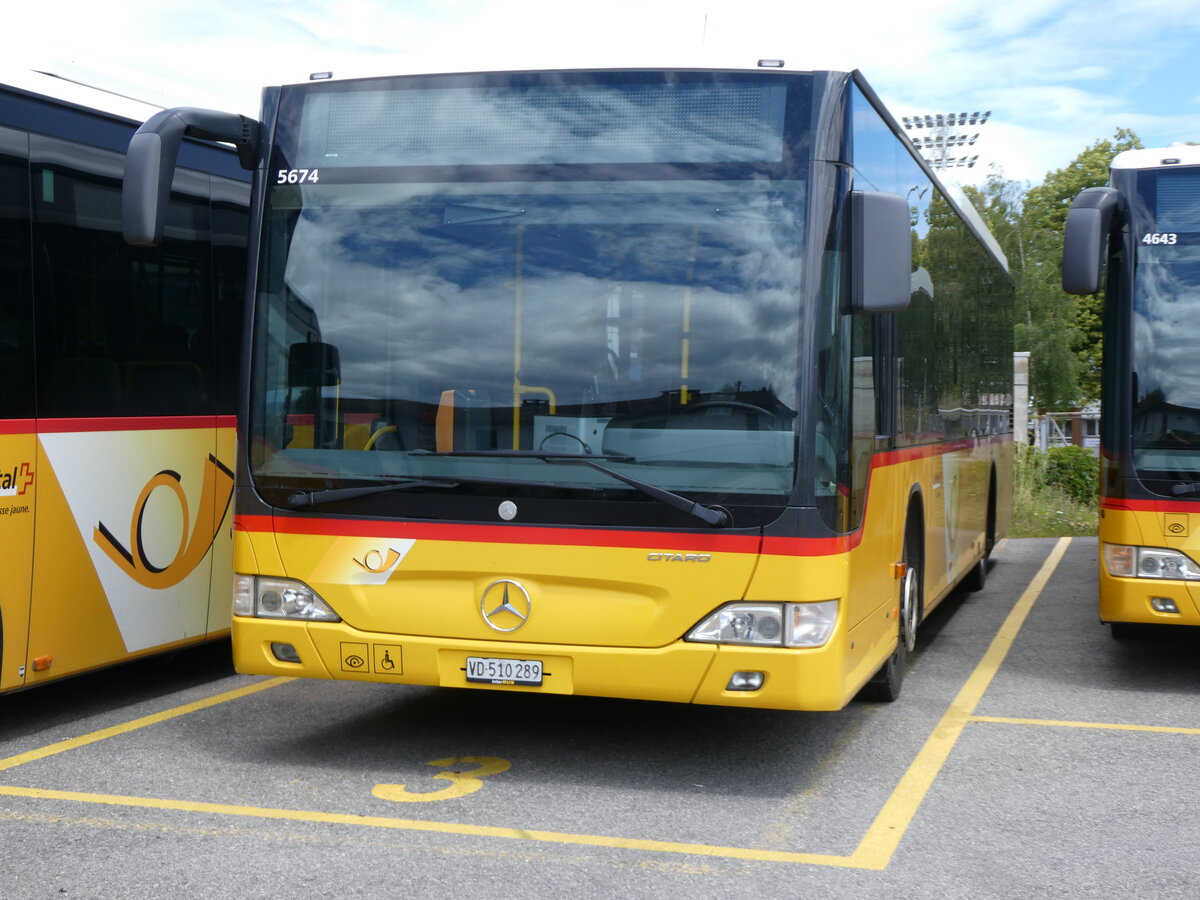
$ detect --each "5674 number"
[1142,232,1178,245]
[276,168,320,185]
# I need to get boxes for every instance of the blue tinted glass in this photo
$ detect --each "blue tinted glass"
[298,83,787,166]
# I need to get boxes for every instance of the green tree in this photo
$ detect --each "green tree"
[1022,128,1142,403]
[964,170,1081,410]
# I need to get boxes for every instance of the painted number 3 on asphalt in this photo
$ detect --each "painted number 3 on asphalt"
[372,756,511,803]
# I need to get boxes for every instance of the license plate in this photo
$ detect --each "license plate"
[465,656,543,686]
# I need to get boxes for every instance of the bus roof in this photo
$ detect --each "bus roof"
[0,66,167,125]
[279,50,861,88]
[1112,144,1200,171]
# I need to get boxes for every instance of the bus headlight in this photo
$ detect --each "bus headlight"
[232,574,341,621]
[1103,544,1200,581]
[687,601,837,648]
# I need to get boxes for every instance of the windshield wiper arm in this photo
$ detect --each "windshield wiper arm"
[287,477,459,508]
[547,458,729,528]
[287,469,611,509]
[411,449,727,526]
[411,449,634,461]
[1171,482,1200,496]
[287,453,729,526]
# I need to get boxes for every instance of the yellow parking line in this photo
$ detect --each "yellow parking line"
[0,784,857,867]
[0,541,1072,870]
[847,537,1071,870]
[970,715,1200,735]
[0,678,290,773]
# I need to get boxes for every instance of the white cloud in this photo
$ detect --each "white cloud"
[3,0,1199,185]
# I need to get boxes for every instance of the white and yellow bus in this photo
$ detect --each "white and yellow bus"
[124,60,1012,710]
[0,69,249,693]
[1064,143,1200,637]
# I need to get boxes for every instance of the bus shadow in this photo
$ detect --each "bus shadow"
[0,640,236,742]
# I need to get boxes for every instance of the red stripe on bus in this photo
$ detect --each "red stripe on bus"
[35,415,236,433]
[874,433,1010,468]
[236,514,765,553]
[1102,496,1200,513]
[234,432,1010,558]
[0,419,36,435]
[236,513,862,557]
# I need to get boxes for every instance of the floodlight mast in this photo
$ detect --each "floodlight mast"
[901,110,990,171]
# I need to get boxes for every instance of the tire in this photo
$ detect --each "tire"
[862,523,922,702]
[963,473,996,593]
[962,553,987,592]
[1110,622,1137,641]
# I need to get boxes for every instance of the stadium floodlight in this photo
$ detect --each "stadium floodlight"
[900,109,990,170]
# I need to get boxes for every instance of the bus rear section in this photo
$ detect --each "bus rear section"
[1065,144,1200,635]
[0,72,249,692]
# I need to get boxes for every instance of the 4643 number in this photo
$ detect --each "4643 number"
[1142,233,1178,245]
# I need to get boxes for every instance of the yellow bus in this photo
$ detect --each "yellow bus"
[124,60,1012,709]
[1064,143,1200,638]
[0,69,249,693]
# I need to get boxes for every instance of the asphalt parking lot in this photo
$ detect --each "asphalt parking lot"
[1,536,1198,899]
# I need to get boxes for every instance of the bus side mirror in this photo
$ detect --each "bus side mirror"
[288,342,341,389]
[1062,187,1123,295]
[288,342,341,449]
[851,190,912,313]
[123,107,260,247]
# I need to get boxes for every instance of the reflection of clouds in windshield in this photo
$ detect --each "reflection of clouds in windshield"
[282,203,802,409]
[1134,248,1200,409]
[306,84,787,167]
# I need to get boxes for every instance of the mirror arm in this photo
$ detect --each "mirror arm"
[123,107,260,247]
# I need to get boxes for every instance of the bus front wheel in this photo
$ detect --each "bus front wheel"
[862,531,922,702]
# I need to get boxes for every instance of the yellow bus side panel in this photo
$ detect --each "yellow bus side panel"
[25,441,130,684]
[20,426,233,689]
[205,426,237,636]
[0,431,37,692]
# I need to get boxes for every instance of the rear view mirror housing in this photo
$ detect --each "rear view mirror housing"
[1062,187,1123,295]
[123,107,260,247]
[851,190,912,313]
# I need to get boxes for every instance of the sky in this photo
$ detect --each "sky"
[3,0,1199,188]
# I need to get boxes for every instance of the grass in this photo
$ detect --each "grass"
[1008,444,1098,538]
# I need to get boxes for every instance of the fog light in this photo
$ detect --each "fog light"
[1150,597,1179,613]
[271,642,301,663]
[727,671,765,691]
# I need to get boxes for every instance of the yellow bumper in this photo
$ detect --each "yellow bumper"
[232,616,855,710]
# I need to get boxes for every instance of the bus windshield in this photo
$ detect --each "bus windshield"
[1130,168,1200,481]
[248,73,814,520]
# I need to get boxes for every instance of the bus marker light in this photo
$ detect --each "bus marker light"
[892,562,908,579]
[1150,597,1179,614]
[727,671,765,691]
[31,656,52,672]
[271,643,302,663]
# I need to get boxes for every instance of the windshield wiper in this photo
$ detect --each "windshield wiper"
[288,452,729,527]
[563,458,729,527]
[285,469,607,508]
[414,449,728,526]
[287,477,459,508]
[1171,482,1200,496]
[411,449,634,461]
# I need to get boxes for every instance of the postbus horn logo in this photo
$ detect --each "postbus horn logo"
[93,454,235,589]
